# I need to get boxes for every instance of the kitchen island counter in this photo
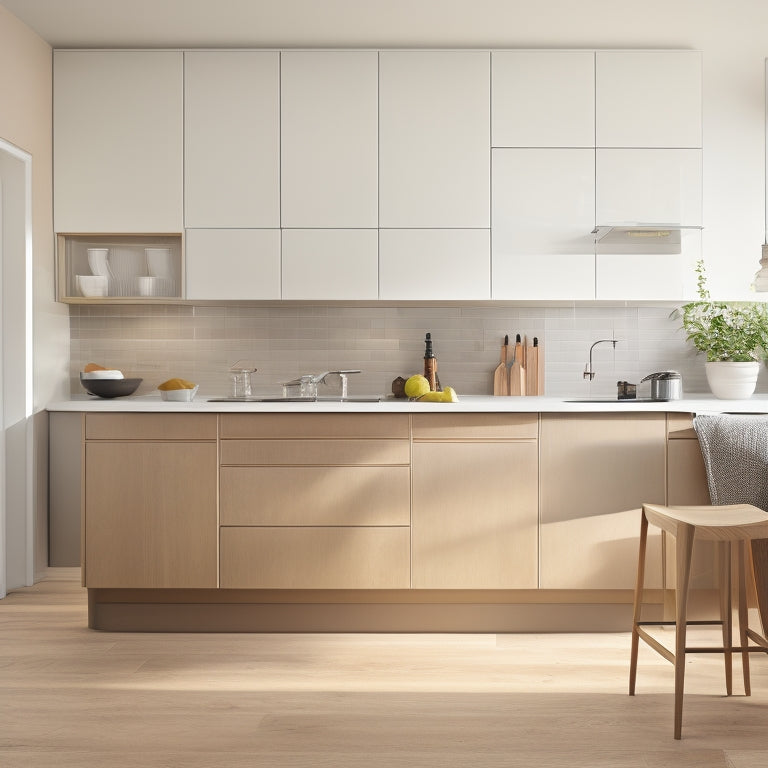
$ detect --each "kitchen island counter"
[46,393,768,413]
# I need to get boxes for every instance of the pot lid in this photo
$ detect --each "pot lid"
[641,370,682,382]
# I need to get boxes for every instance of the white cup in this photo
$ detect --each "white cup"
[77,274,108,297]
[138,276,160,296]
[87,248,110,276]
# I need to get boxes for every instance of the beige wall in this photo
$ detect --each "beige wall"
[0,4,68,408]
[0,6,67,581]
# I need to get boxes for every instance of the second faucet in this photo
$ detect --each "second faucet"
[583,339,618,381]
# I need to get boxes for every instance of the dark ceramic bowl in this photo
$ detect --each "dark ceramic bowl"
[80,375,142,398]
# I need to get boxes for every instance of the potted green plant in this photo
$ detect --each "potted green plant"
[678,260,768,398]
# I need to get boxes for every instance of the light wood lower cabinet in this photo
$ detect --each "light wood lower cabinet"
[84,435,218,589]
[80,411,711,603]
[219,414,411,588]
[411,414,538,589]
[539,413,667,590]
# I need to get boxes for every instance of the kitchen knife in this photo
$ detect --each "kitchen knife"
[508,333,526,396]
[493,334,509,395]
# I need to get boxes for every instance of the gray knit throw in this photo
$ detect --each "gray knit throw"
[693,413,768,511]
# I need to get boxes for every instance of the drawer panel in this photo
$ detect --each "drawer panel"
[220,526,410,588]
[411,412,537,440]
[85,413,217,441]
[220,413,409,439]
[220,466,410,526]
[667,412,696,439]
[221,439,409,465]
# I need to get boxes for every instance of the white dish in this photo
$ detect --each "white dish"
[159,385,199,401]
[81,369,124,380]
[77,274,108,297]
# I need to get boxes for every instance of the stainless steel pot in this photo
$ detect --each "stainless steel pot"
[640,370,682,400]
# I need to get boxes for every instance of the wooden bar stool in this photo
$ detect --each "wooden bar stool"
[629,502,768,740]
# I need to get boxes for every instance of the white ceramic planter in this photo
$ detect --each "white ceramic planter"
[704,361,760,399]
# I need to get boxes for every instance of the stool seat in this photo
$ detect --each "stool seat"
[629,502,768,740]
[642,503,768,540]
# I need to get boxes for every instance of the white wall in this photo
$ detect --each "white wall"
[0,5,66,585]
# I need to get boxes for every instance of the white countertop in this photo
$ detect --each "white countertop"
[45,393,768,414]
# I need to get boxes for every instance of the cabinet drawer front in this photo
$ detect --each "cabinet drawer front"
[411,413,537,440]
[220,413,409,439]
[221,439,409,466]
[220,466,410,526]
[85,413,217,441]
[667,413,696,439]
[220,527,410,589]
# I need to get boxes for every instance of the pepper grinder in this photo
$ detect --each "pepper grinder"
[423,332,441,391]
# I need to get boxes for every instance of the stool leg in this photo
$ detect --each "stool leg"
[737,540,751,696]
[718,540,733,696]
[674,522,695,740]
[629,510,649,696]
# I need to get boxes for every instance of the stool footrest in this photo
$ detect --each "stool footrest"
[638,620,724,627]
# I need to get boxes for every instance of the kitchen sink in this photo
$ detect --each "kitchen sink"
[206,395,382,403]
[563,397,668,403]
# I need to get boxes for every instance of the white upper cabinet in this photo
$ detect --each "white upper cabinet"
[281,51,378,228]
[596,235,701,301]
[54,51,183,233]
[596,148,703,226]
[492,51,595,148]
[379,51,490,228]
[185,229,281,300]
[492,149,596,300]
[379,229,490,300]
[282,229,378,300]
[596,51,702,148]
[184,51,279,228]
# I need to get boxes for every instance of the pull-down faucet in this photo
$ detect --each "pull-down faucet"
[583,339,618,380]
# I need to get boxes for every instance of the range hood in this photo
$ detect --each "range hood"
[592,224,702,255]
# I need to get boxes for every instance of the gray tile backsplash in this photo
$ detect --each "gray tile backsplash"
[69,303,759,399]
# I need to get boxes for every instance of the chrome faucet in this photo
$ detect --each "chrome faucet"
[583,339,618,380]
[283,369,361,398]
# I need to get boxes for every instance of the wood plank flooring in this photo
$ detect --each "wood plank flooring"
[1,569,767,767]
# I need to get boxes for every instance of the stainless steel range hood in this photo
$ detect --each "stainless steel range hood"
[592,224,702,255]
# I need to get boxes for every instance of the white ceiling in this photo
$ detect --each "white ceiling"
[0,0,521,48]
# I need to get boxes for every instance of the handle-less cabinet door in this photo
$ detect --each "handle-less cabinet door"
[281,51,378,228]
[540,414,666,590]
[596,50,702,149]
[379,229,490,300]
[412,441,538,589]
[85,441,218,588]
[54,51,183,233]
[185,229,281,300]
[184,51,279,228]
[379,51,490,228]
[492,148,596,299]
[281,229,378,300]
[596,149,703,227]
[492,50,595,148]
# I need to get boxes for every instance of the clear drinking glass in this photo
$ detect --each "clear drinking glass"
[228,360,258,398]
[230,370,253,398]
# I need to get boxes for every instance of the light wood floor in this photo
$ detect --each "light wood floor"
[2,570,767,767]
